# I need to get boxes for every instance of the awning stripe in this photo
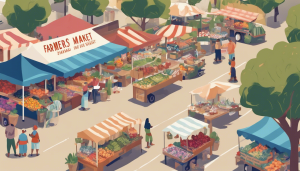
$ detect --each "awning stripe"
[88,128,105,138]
[110,116,128,126]
[117,30,142,45]
[90,127,108,138]
[101,122,118,133]
[105,119,123,130]
[94,125,110,136]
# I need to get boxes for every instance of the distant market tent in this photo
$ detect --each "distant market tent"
[22,27,127,78]
[169,3,206,17]
[36,14,94,41]
[209,6,259,22]
[155,24,197,43]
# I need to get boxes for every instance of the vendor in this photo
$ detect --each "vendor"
[80,82,89,111]
[145,118,154,148]
[91,77,100,104]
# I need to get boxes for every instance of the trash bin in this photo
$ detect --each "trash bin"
[1,113,9,126]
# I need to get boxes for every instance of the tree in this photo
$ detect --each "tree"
[188,0,202,6]
[285,4,300,43]
[216,0,221,9]
[239,41,300,171]
[121,0,171,31]
[208,1,212,12]
[2,0,51,34]
[71,0,109,24]
[54,0,67,16]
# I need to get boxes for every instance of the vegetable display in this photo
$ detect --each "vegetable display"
[18,97,42,111]
[121,64,132,71]
[240,142,272,161]
[180,132,210,149]
[164,145,193,161]
[133,73,170,89]
[218,99,239,109]
[0,80,16,94]
[13,90,30,99]
[56,87,76,98]
[51,92,63,101]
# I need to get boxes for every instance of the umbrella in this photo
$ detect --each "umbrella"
[169,3,206,17]
[190,82,240,100]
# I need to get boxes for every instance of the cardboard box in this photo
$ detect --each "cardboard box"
[138,71,143,79]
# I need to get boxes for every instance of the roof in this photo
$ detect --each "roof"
[102,27,162,51]
[210,6,259,22]
[77,112,142,144]
[22,27,127,78]
[163,117,208,139]
[237,117,291,154]
[0,54,52,86]
[36,14,94,41]
[155,24,197,40]
[0,28,39,50]
[169,3,206,17]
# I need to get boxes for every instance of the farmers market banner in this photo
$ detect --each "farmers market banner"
[21,26,127,77]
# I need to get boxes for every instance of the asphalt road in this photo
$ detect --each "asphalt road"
[0,1,297,170]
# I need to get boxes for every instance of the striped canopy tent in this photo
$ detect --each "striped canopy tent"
[155,24,197,44]
[0,28,39,62]
[209,6,259,22]
[102,26,162,52]
[77,112,142,144]
[163,117,209,139]
[169,3,206,17]
[22,26,127,78]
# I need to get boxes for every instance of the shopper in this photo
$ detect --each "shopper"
[222,39,236,65]
[144,118,154,148]
[29,125,40,156]
[5,124,18,157]
[80,82,89,111]
[17,129,28,157]
[229,57,238,82]
[214,39,222,62]
[91,77,100,104]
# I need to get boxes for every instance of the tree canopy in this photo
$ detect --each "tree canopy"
[285,4,300,43]
[2,0,51,34]
[121,0,170,30]
[188,0,202,6]
[240,41,300,119]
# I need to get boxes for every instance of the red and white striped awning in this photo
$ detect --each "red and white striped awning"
[0,28,39,50]
[156,24,197,40]
[209,6,259,22]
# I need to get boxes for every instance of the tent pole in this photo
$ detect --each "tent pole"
[54,75,56,91]
[96,141,98,168]
[45,80,47,93]
[22,86,24,122]
[186,136,188,149]
[238,136,240,150]
[164,132,165,148]
[99,64,102,75]
[131,53,133,84]
[139,124,141,136]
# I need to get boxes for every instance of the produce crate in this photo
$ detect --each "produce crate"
[240,151,273,168]
[182,139,214,155]
[163,149,195,163]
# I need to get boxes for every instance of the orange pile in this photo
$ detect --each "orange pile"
[264,159,284,171]
[114,58,123,67]
[248,143,268,153]
[30,88,48,98]
[18,97,42,111]
[179,65,187,71]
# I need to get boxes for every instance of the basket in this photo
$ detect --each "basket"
[167,132,173,139]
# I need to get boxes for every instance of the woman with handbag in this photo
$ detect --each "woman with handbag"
[144,118,154,148]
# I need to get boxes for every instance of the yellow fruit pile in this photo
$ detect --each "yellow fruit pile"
[98,148,114,158]
[18,97,42,111]
[114,58,123,67]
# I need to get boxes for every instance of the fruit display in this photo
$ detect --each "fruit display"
[13,89,30,99]
[73,76,87,81]
[181,54,196,61]
[264,159,284,171]
[29,88,48,98]
[0,98,17,112]
[128,127,137,138]
[114,58,123,67]
[99,148,114,159]
[67,85,82,92]
[0,80,16,94]
[56,87,76,98]
[164,145,193,161]
[179,65,187,71]
[18,97,42,111]
[234,22,249,29]
[240,142,272,161]
[88,152,97,163]
[180,132,210,149]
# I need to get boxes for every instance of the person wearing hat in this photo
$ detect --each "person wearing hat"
[29,125,40,156]
[17,129,28,157]
[80,82,89,111]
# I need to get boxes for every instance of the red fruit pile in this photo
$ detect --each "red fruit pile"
[0,81,16,94]
[180,132,210,149]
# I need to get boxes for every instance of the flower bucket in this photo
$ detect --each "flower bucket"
[68,162,78,171]
[8,114,18,126]
[213,141,219,151]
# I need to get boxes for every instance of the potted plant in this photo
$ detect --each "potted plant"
[161,49,167,63]
[65,153,78,171]
[8,109,18,126]
[37,108,47,124]
[210,131,220,151]
[105,79,112,100]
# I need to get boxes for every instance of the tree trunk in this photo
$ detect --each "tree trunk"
[140,18,146,31]
[64,0,66,16]
[274,6,279,22]
[87,15,89,22]
[91,15,93,25]
[288,133,299,171]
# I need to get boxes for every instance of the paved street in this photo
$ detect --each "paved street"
[1,1,298,170]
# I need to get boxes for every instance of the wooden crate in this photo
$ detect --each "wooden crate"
[240,152,273,168]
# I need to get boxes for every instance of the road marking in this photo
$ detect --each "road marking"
[43,138,69,152]
[152,109,188,129]
[205,145,238,168]
[240,109,252,118]
[135,154,161,170]
[209,62,246,83]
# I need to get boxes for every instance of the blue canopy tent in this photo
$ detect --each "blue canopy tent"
[237,117,291,155]
[0,54,53,121]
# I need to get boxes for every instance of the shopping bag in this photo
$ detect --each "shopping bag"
[16,144,18,149]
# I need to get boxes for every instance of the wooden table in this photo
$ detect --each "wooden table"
[188,106,241,134]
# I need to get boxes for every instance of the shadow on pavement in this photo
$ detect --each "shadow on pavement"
[28,154,40,158]
[5,153,20,159]
[160,153,219,171]
[11,117,37,129]
[128,84,182,107]
[191,112,240,129]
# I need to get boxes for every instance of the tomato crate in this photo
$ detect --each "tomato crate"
[240,152,273,168]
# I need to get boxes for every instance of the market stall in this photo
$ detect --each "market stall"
[169,3,205,26]
[188,82,241,133]
[178,53,205,80]
[0,28,40,62]
[76,112,143,171]
[210,6,265,44]
[162,117,215,170]
[132,69,182,103]
[236,117,291,171]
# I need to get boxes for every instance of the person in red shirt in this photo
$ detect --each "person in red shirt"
[29,125,40,156]
[90,77,99,104]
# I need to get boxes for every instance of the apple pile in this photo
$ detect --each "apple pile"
[180,132,210,149]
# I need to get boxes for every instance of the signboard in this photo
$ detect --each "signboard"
[22,27,110,64]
